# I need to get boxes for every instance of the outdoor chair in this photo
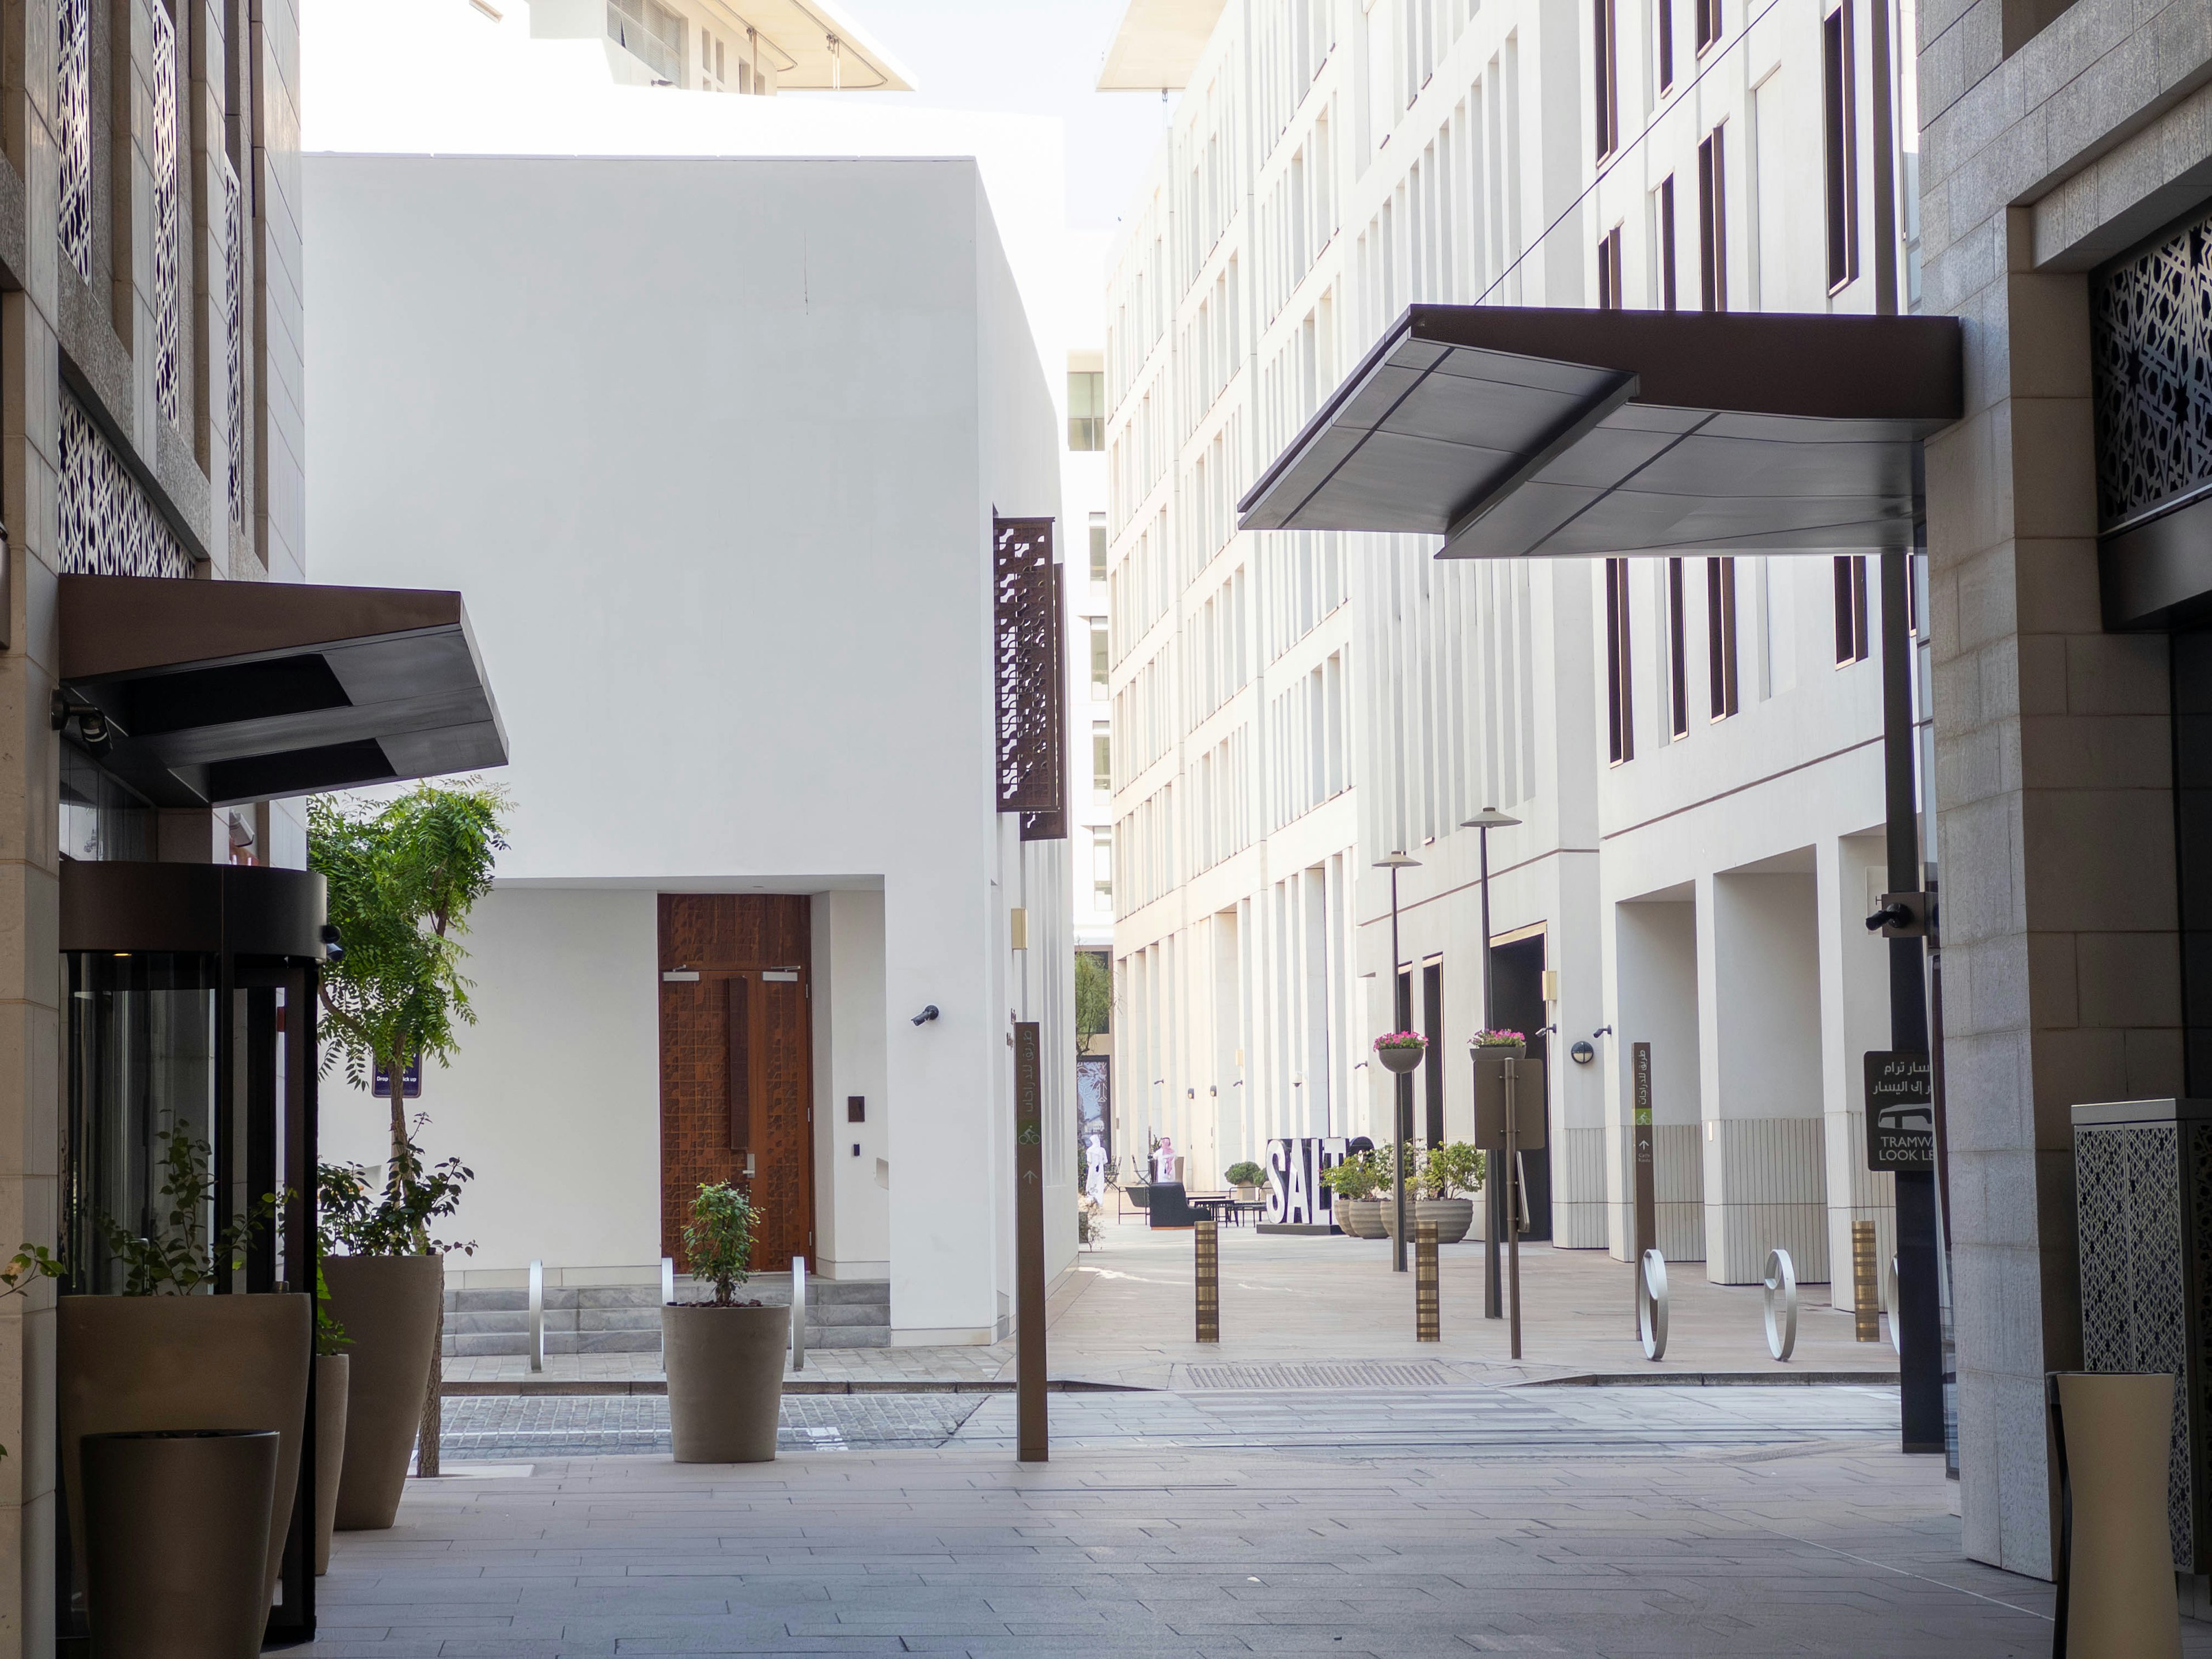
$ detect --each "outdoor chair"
[1147,1181,1200,1228]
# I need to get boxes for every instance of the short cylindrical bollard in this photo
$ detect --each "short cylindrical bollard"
[528,1259,545,1373]
[1850,1220,1880,1342]
[1415,1219,1440,1342]
[1885,1255,1902,1355]
[791,1255,808,1372]
[1638,1249,1668,1360]
[1763,1248,1798,1361]
[1195,1215,1219,1342]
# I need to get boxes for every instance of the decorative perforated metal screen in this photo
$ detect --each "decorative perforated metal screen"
[993,516,1065,830]
[224,156,244,530]
[2092,207,2212,531]
[151,1,180,426]
[58,395,190,578]
[2075,1119,2205,1569]
[56,0,89,285]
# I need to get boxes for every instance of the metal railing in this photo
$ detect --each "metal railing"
[606,0,680,81]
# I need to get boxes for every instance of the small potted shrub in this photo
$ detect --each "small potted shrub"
[663,1184,786,1463]
[1373,1030,1427,1074]
[1380,1142,1486,1244]
[1323,1151,1387,1238]
[1225,1161,1266,1200]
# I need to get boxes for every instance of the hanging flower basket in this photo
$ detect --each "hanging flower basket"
[1374,1031,1427,1074]
[1473,1028,1528,1060]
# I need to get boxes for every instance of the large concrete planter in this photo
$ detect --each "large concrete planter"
[663,1302,787,1462]
[1381,1198,1478,1244]
[321,1255,443,1529]
[313,1354,350,1574]
[59,1293,310,1615]
[1334,1198,1387,1239]
[82,1429,278,1659]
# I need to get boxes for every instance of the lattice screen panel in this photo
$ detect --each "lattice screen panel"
[59,395,191,578]
[224,156,245,530]
[151,1,181,426]
[993,515,1063,831]
[2092,207,2212,529]
[56,0,90,285]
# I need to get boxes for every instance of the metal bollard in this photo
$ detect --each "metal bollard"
[1638,1249,1669,1360]
[1763,1248,1798,1361]
[791,1255,807,1372]
[1885,1255,1902,1355]
[661,1256,676,1306]
[528,1259,545,1373]
[1195,1216,1219,1342]
[1415,1219,1440,1342]
[1850,1220,1880,1341]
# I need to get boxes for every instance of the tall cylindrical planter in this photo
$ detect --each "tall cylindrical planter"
[59,1294,310,1613]
[321,1255,444,1529]
[82,1429,278,1659]
[662,1303,787,1463]
[2050,1371,2183,1656]
[313,1354,351,1575]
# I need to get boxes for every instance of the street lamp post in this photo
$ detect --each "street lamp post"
[1375,851,1421,1274]
[1460,808,1521,1320]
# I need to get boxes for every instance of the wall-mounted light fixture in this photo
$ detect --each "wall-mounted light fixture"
[911,1005,940,1027]
[1570,1040,1596,1065]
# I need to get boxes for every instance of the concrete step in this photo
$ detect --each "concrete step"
[440,1277,892,1358]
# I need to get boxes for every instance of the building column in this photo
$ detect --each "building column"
[1927,207,2180,1578]
[1816,834,1896,1311]
[1611,895,1703,1263]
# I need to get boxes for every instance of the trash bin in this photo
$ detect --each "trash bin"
[2048,1372,2182,1658]
[81,1428,279,1659]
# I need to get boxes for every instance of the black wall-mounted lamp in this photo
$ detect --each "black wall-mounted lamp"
[1569,1040,1596,1065]
[911,1004,940,1027]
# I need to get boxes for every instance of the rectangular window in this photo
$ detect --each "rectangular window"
[1667,558,1689,738]
[1605,558,1634,763]
[1695,0,1721,52]
[1594,0,1620,161]
[1089,619,1109,696]
[1092,828,1113,904]
[1707,558,1738,720]
[1598,226,1623,310]
[1698,129,1726,312]
[1093,722,1112,791]
[1823,2,1858,293]
[1089,511,1107,581]
[1658,177,1678,312]
[1656,0,1674,93]
[1067,370,1105,451]
[1422,959,1445,1145]
[1833,555,1869,663]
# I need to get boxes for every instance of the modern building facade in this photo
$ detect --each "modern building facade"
[527,0,911,94]
[1099,0,1917,1291]
[306,149,1075,1347]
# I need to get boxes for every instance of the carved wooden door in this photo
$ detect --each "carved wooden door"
[658,896,815,1273]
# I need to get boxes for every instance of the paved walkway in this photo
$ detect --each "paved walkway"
[443,1216,1896,1394]
[315,1382,2181,1657]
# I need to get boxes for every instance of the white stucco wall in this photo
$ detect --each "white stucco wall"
[321,887,662,1274]
[304,151,1072,1339]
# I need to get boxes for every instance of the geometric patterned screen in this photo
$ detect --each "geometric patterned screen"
[56,0,89,286]
[58,395,191,578]
[151,2,181,427]
[224,156,245,531]
[993,514,1064,836]
[2075,1119,2207,1570]
[2091,206,2212,531]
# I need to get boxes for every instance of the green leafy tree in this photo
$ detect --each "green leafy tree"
[1074,952,1113,1055]
[310,780,508,1223]
[683,1183,758,1305]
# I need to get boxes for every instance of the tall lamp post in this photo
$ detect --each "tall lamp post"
[1375,850,1421,1273]
[1460,808,1521,1319]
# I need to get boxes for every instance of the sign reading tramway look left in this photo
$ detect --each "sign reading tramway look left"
[1862,1050,1934,1172]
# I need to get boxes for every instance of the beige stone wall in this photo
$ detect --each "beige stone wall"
[1920,0,2212,1582]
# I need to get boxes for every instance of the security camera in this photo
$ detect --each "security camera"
[318,923,345,965]
[911,1004,940,1027]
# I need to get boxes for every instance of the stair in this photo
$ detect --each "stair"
[441,1274,891,1358]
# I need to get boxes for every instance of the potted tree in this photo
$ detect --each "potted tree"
[1323,1150,1387,1238]
[56,1122,310,1635]
[664,1183,787,1462]
[1379,1142,1486,1244]
[312,781,506,1493]
[1225,1161,1266,1201]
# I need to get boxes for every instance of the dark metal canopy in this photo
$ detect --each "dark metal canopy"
[1238,305,1963,559]
[59,575,509,808]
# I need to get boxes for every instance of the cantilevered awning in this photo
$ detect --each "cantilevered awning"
[59,575,508,808]
[1237,306,1963,559]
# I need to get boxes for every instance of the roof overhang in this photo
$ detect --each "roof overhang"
[1238,305,1964,558]
[59,575,509,808]
[1096,0,1228,91]
[722,0,914,90]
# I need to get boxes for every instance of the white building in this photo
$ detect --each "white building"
[1099,0,1924,1302]
[306,147,1073,1344]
